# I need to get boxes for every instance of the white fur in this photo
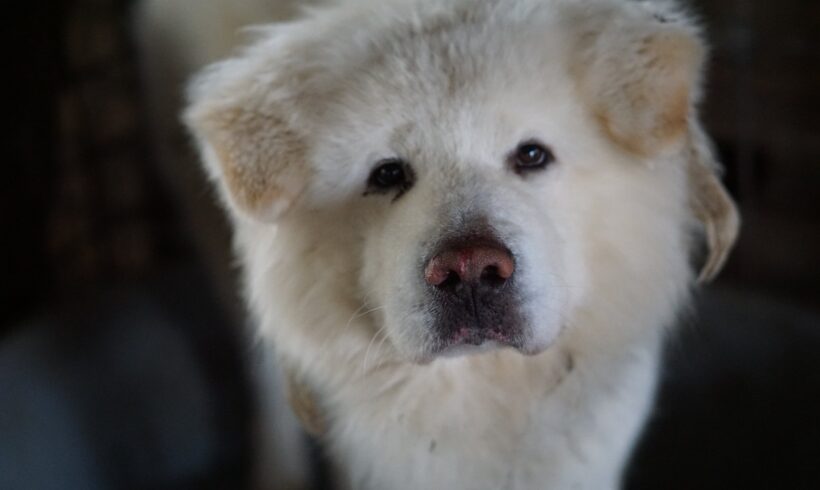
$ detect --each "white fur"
[177,1,723,488]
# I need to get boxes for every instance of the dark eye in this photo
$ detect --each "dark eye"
[511,141,555,173]
[366,159,414,196]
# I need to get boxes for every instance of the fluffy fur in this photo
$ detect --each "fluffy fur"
[177,0,738,488]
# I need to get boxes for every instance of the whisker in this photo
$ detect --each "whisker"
[361,324,389,374]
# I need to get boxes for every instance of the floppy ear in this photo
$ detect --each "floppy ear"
[572,7,740,281]
[572,9,704,157]
[687,125,740,283]
[184,60,310,222]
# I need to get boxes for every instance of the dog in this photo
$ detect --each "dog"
[175,0,739,488]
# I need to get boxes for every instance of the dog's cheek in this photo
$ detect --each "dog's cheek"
[359,218,391,308]
[360,198,442,357]
[359,213,414,313]
[520,217,574,346]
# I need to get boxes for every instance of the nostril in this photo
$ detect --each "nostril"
[477,250,514,290]
[482,265,499,278]
[438,270,461,291]
[480,265,507,287]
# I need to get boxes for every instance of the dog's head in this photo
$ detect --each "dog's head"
[185,0,738,364]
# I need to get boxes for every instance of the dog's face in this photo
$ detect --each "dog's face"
[340,70,578,360]
[186,0,739,364]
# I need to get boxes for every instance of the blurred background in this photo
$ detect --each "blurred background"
[1,1,818,489]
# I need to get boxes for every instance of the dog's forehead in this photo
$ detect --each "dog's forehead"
[319,16,574,166]
[367,11,569,101]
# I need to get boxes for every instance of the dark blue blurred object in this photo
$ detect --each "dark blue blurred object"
[0,266,253,490]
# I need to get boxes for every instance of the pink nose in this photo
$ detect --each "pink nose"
[424,245,515,288]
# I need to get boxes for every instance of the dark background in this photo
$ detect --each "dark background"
[2,1,819,489]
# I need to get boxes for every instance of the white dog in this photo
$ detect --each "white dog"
[164,0,739,488]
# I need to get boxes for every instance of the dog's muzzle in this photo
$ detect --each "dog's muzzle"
[423,234,525,352]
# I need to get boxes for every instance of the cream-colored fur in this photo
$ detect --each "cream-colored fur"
[167,0,737,488]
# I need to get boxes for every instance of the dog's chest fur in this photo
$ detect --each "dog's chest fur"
[309,334,661,490]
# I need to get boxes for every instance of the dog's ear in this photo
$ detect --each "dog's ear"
[184,58,310,222]
[572,6,739,281]
[687,125,740,283]
[572,8,704,157]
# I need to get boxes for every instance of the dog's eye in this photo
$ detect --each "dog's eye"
[511,141,555,173]
[367,159,413,195]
